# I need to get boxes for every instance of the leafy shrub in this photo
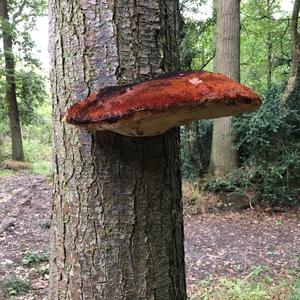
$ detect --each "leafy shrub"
[234,89,285,159]
[1,277,30,296]
[22,251,49,266]
[16,70,48,125]
[204,88,300,206]
[0,69,48,127]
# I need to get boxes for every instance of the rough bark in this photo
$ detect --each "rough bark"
[283,0,300,104]
[0,0,24,161]
[209,0,240,177]
[49,1,186,299]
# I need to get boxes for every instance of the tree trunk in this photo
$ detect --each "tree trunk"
[186,123,205,178]
[283,0,300,104]
[49,1,186,299]
[266,0,273,91]
[266,32,272,91]
[209,0,240,177]
[0,0,24,161]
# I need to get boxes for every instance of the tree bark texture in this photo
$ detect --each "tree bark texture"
[0,0,24,161]
[209,0,240,177]
[283,0,300,104]
[49,1,186,299]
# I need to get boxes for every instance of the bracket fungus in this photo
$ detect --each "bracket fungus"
[63,71,261,137]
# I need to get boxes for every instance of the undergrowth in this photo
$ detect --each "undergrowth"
[1,277,30,297]
[0,102,52,176]
[22,251,49,267]
[0,169,14,177]
[203,90,300,206]
[190,267,300,300]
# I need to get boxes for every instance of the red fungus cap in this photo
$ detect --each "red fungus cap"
[63,71,261,137]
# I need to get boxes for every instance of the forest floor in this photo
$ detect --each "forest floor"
[0,172,299,299]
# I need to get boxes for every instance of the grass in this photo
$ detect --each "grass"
[291,278,300,300]
[190,267,300,300]
[0,169,14,177]
[182,180,221,214]
[31,160,52,175]
[36,265,49,276]
[0,101,52,176]
[1,277,30,296]
[22,251,49,266]
[0,137,52,176]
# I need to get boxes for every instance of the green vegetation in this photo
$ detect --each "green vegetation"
[240,0,291,92]
[40,219,52,229]
[190,268,300,300]
[203,90,300,205]
[180,0,300,206]
[36,265,49,276]
[0,101,52,174]
[0,0,50,169]
[1,277,30,296]
[22,251,49,266]
[0,169,14,177]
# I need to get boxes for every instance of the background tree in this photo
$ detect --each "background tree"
[179,0,293,183]
[209,0,240,177]
[49,0,186,299]
[0,0,24,161]
[180,2,215,180]
[284,0,300,106]
[240,0,291,93]
[203,0,300,205]
[0,0,46,161]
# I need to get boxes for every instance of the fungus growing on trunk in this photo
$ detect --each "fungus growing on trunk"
[63,71,261,137]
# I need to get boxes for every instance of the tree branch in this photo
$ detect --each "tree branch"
[12,0,27,22]
[200,52,215,70]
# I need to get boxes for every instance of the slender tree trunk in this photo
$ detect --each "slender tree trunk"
[0,0,24,161]
[267,32,272,90]
[209,0,240,177]
[49,1,186,299]
[186,123,205,178]
[284,0,300,104]
[266,0,273,91]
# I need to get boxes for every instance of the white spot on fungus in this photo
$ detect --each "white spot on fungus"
[189,78,203,85]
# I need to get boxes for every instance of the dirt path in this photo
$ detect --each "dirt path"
[0,173,51,299]
[0,173,299,299]
[185,211,300,295]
